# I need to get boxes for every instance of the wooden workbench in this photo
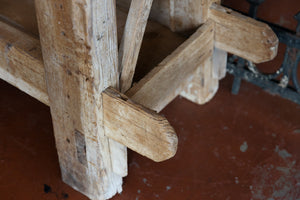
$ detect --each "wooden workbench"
[0,0,278,199]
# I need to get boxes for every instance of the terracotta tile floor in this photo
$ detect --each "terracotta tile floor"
[1,0,300,199]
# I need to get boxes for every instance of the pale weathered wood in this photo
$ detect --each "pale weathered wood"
[35,1,123,199]
[119,0,153,93]
[1,2,183,179]
[0,18,179,162]
[126,20,214,112]
[1,14,213,115]
[117,0,227,106]
[103,87,177,162]
[0,6,186,108]
[0,6,218,109]
[169,0,220,32]
[181,52,218,105]
[117,0,220,32]
[118,1,277,62]
[180,47,227,104]
[114,0,151,175]
[212,47,227,80]
[209,3,278,63]
[117,0,173,30]
[0,20,48,105]
[149,0,171,28]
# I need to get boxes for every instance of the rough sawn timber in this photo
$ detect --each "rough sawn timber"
[0,20,48,105]
[0,6,180,160]
[34,0,123,199]
[119,0,153,93]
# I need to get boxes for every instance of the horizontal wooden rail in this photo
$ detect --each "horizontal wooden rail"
[0,20,48,104]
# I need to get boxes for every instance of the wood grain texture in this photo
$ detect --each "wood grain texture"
[209,3,278,63]
[0,19,179,163]
[126,20,214,112]
[0,7,185,107]
[103,87,177,162]
[181,49,219,105]
[180,47,227,105]
[119,0,153,93]
[169,0,220,32]
[1,3,183,182]
[0,20,48,105]
[35,1,122,199]
[117,0,220,32]
[117,0,170,28]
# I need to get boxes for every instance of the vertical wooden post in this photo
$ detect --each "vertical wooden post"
[181,47,224,104]
[35,0,123,199]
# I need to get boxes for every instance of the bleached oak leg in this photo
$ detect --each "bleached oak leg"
[35,1,123,199]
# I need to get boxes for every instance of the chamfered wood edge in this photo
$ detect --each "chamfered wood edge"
[103,87,178,162]
[209,3,278,63]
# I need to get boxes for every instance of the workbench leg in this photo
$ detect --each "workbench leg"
[35,0,124,199]
[181,47,227,104]
[181,55,219,104]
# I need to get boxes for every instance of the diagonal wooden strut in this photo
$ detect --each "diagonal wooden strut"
[119,0,153,93]
[126,20,215,112]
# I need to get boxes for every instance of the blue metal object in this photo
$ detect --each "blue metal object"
[227,0,300,104]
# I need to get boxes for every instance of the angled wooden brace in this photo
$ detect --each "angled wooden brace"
[119,0,279,104]
[119,0,153,93]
